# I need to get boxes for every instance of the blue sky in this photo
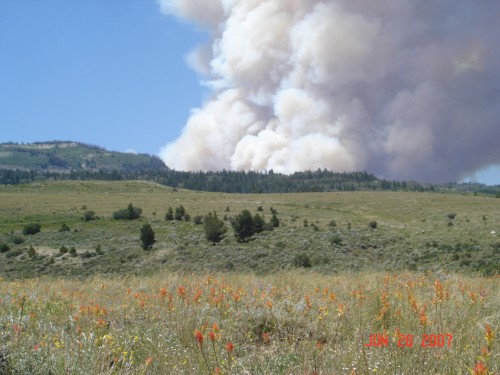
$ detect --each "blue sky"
[0,0,207,155]
[0,1,498,185]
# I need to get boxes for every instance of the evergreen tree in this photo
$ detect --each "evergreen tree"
[140,223,155,250]
[253,214,265,233]
[203,212,226,244]
[271,213,280,228]
[231,209,254,242]
[165,207,174,221]
[175,205,185,220]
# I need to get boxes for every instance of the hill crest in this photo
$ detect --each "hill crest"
[0,141,167,173]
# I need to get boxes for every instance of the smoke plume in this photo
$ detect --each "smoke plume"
[159,0,500,183]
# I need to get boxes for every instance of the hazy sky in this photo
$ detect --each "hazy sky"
[1,1,499,185]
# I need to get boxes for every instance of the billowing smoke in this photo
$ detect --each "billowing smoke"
[159,0,500,183]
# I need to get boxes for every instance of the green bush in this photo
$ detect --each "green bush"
[113,204,142,220]
[231,210,255,242]
[60,246,68,254]
[330,235,343,246]
[140,223,156,250]
[369,221,378,229]
[23,223,41,235]
[59,223,71,232]
[270,213,280,228]
[165,207,174,221]
[447,213,457,220]
[82,210,97,221]
[0,243,10,253]
[293,253,312,268]
[69,247,77,257]
[193,215,203,225]
[203,212,227,244]
[11,236,24,245]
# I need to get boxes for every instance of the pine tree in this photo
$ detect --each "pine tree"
[231,210,254,242]
[203,212,226,244]
[165,207,174,221]
[253,214,265,233]
[140,223,155,250]
[271,213,280,228]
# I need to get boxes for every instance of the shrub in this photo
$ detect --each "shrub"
[0,243,10,253]
[69,247,77,257]
[293,253,312,268]
[82,210,97,221]
[165,207,174,221]
[113,204,142,220]
[174,205,186,221]
[140,223,156,250]
[193,215,203,225]
[369,221,378,229]
[270,213,280,228]
[257,206,263,212]
[5,249,22,258]
[253,214,265,234]
[23,223,41,235]
[11,236,24,245]
[330,235,343,246]
[60,246,68,254]
[231,210,254,242]
[329,220,337,227]
[95,244,103,255]
[28,245,36,258]
[203,212,226,244]
[447,213,457,220]
[59,223,71,232]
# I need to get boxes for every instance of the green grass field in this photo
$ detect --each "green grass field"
[0,181,499,374]
[0,180,499,278]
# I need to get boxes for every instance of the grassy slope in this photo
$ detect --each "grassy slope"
[0,180,499,279]
[0,142,160,171]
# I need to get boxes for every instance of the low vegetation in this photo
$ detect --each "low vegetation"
[0,179,498,374]
[0,272,498,374]
[0,180,498,279]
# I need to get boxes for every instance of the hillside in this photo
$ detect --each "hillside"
[0,141,167,173]
[0,180,498,279]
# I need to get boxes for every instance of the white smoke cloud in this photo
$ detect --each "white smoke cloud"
[159,0,500,183]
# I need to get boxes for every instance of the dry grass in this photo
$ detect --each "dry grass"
[0,271,498,374]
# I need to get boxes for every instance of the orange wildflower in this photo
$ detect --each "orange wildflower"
[471,361,488,375]
[418,306,428,328]
[145,357,153,366]
[226,341,234,353]
[209,331,216,342]
[212,323,220,333]
[178,285,186,298]
[484,324,495,348]
[195,330,204,347]
[159,287,167,299]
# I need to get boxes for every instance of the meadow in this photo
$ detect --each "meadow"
[0,272,498,374]
[0,180,499,278]
[0,180,499,374]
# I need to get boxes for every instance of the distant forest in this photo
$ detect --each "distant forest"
[1,167,499,195]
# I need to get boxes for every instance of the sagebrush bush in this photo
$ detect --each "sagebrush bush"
[23,223,41,235]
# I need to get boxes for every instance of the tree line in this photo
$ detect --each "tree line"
[1,167,499,195]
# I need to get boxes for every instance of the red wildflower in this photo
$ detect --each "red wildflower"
[195,330,204,346]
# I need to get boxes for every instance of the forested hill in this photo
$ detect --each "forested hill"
[0,141,167,173]
[1,142,499,195]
